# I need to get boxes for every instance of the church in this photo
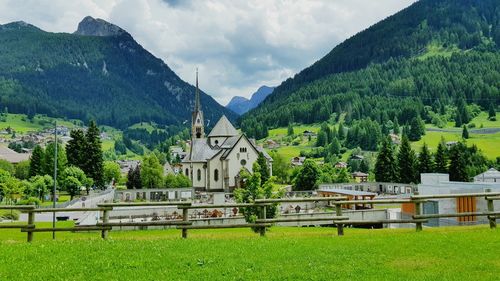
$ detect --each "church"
[182,72,272,192]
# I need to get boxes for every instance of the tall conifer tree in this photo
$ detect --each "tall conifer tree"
[375,136,397,182]
[418,143,434,175]
[84,121,104,188]
[434,141,448,173]
[397,135,418,183]
[29,145,45,177]
[66,129,87,168]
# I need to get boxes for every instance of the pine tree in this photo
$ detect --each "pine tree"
[84,121,104,188]
[287,124,294,136]
[337,122,345,140]
[316,131,328,147]
[43,142,67,181]
[66,129,87,168]
[434,141,448,173]
[408,116,425,141]
[375,136,397,182]
[397,135,418,183]
[462,125,469,139]
[126,165,142,189]
[29,145,45,177]
[488,103,496,119]
[256,152,270,183]
[393,117,400,135]
[448,142,468,182]
[418,143,434,175]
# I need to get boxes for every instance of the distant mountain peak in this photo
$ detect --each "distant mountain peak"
[0,21,40,31]
[226,85,274,115]
[74,16,129,37]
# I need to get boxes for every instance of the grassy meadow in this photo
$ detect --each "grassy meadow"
[0,225,498,280]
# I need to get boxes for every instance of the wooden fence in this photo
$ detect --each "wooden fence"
[0,191,498,242]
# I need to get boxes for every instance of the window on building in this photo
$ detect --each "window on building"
[185,169,189,176]
[214,169,219,182]
[197,169,201,181]
[240,159,247,166]
[240,147,247,153]
[214,140,219,145]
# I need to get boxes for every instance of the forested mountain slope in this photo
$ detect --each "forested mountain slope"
[242,0,500,137]
[0,17,236,128]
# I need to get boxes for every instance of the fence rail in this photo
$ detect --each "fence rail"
[0,191,497,242]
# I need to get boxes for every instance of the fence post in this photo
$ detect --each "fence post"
[335,203,344,236]
[182,208,189,239]
[101,208,110,239]
[486,189,496,229]
[414,192,422,232]
[27,209,35,243]
[259,205,267,237]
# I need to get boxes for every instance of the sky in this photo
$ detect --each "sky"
[0,0,416,105]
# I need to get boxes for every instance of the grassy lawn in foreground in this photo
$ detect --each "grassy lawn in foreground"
[0,225,498,280]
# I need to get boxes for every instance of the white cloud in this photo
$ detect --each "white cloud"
[0,0,416,105]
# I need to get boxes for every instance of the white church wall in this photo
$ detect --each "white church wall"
[225,137,259,187]
[207,158,223,190]
[191,162,206,188]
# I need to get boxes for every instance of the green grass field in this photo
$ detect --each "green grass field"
[413,130,500,159]
[0,114,78,133]
[267,124,320,138]
[0,225,498,280]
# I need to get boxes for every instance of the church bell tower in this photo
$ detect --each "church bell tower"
[192,69,205,139]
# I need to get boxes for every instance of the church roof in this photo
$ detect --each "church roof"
[183,139,220,162]
[208,115,238,137]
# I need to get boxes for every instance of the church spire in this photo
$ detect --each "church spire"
[192,68,205,139]
[195,68,200,112]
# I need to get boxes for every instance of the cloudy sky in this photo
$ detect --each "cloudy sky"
[0,0,416,105]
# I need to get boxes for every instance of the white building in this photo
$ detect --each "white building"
[418,173,500,226]
[182,71,272,192]
[473,168,500,183]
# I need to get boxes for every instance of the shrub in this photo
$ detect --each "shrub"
[17,197,41,206]
[0,210,20,220]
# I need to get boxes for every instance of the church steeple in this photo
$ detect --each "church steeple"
[192,69,205,139]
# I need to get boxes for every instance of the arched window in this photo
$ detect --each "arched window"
[214,169,219,182]
[185,169,189,176]
[197,169,201,181]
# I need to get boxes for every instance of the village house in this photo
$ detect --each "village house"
[351,171,369,183]
[389,133,401,145]
[265,139,279,149]
[291,156,306,166]
[181,71,272,192]
[302,130,316,137]
[335,162,348,169]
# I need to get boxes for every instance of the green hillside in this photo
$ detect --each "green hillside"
[241,0,500,137]
[0,18,236,129]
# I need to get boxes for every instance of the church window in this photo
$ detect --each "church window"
[214,140,219,145]
[197,118,200,124]
[239,147,247,153]
[240,159,247,166]
[214,169,219,182]
[185,169,189,176]
[197,169,201,181]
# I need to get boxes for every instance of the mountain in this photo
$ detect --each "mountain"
[241,0,500,138]
[226,85,274,115]
[0,16,236,129]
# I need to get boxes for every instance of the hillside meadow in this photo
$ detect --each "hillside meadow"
[0,224,498,280]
